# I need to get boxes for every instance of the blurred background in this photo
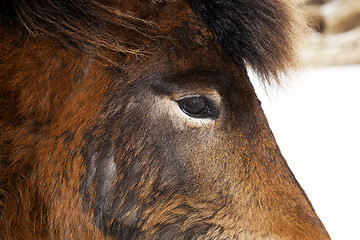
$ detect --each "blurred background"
[302,0,360,66]
[251,0,360,239]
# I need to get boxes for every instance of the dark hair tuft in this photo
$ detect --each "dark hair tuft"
[188,0,304,83]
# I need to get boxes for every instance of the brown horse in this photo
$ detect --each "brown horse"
[0,0,330,239]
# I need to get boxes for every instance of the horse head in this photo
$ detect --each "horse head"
[0,0,330,239]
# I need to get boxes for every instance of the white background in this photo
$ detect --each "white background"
[250,65,360,240]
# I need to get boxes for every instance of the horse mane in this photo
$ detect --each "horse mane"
[0,0,161,55]
[0,0,304,84]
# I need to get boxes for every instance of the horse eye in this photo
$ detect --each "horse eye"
[177,96,217,119]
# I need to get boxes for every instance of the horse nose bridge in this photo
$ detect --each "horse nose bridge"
[208,132,331,239]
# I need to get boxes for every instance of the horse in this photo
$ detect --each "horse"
[0,0,331,239]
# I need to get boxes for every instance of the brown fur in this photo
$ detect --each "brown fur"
[1,0,330,239]
[1,0,306,83]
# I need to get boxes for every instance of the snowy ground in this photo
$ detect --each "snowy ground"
[250,65,360,240]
